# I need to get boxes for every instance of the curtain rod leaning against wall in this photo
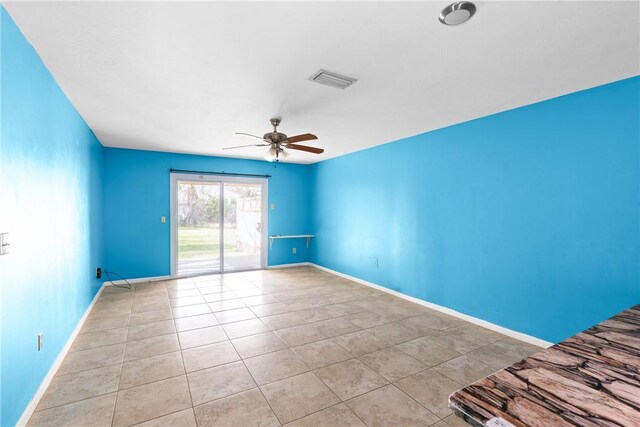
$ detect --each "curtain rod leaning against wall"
[169,168,272,178]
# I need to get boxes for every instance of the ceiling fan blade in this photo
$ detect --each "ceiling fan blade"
[286,144,324,154]
[285,133,318,144]
[235,132,267,140]
[222,144,269,150]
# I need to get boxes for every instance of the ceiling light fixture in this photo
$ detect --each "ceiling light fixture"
[264,146,278,162]
[439,1,476,26]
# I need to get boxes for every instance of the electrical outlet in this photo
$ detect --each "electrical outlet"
[292,247,297,254]
[37,333,43,351]
[373,258,378,267]
[96,267,102,279]
[270,203,276,210]
[161,216,166,223]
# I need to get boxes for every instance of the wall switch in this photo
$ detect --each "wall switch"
[373,258,378,267]
[292,247,297,254]
[270,203,276,210]
[0,232,9,255]
[161,216,166,223]
[37,333,43,351]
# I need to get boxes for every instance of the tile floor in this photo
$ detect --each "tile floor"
[27,267,541,426]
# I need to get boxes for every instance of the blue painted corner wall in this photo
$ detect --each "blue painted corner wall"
[1,8,104,426]
[103,148,313,279]
[310,76,640,344]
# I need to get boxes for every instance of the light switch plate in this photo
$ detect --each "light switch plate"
[161,216,166,223]
[0,232,9,255]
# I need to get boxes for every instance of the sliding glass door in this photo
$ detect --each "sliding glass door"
[171,173,267,276]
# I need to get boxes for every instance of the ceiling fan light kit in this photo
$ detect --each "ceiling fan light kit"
[227,118,324,162]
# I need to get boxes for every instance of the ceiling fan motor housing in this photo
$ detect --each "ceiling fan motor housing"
[264,132,287,142]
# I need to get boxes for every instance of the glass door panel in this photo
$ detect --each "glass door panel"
[222,182,263,271]
[176,180,221,276]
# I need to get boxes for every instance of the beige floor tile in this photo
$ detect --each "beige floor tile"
[172,303,212,318]
[244,349,309,385]
[434,355,497,385]
[28,393,116,427]
[37,364,121,410]
[275,323,327,346]
[174,313,218,332]
[134,408,197,427]
[242,295,278,306]
[430,324,501,353]
[194,388,280,427]
[232,331,288,358]
[208,298,246,312]
[359,347,426,382]
[291,339,352,370]
[89,304,133,321]
[398,314,465,335]
[284,403,366,427]
[260,311,309,330]
[203,291,237,302]
[346,385,439,427]
[346,311,395,329]
[333,330,389,356]
[261,372,340,424]
[366,322,423,345]
[182,341,240,372]
[215,307,257,324]
[436,414,472,427]
[130,308,173,326]
[234,287,266,298]
[222,318,271,339]
[466,339,537,369]
[71,327,128,351]
[167,288,201,298]
[127,319,176,341]
[197,285,228,295]
[58,343,125,375]
[82,315,130,333]
[313,317,361,338]
[314,359,388,400]
[132,299,171,314]
[395,369,463,418]
[170,295,206,307]
[113,375,192,426]
[250,302,290,317]
[499,337,542,357]
[119,351,185,389]
[32,268,540,427]
[178,325,228,349]
[395,336,462,367]
[187,360,256,405]
[124,334,180,361]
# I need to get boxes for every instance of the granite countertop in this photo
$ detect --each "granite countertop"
[449,305,640,427]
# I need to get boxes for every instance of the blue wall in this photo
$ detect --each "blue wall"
[0,8,104,426]
[103,148,313,279]
[311,77,640,344]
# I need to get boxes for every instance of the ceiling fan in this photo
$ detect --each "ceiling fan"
[223,118,324,162]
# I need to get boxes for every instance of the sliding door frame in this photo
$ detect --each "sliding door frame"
[170,172,268,278]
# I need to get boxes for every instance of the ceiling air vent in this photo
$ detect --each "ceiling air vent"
[309,69,357,89]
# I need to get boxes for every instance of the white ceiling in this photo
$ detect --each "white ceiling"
[5,1,639,164]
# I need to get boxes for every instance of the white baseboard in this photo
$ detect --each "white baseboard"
[309,263,554,349]
[103,275,170,286]
[268,262,312,269]
[17,283,107,426]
